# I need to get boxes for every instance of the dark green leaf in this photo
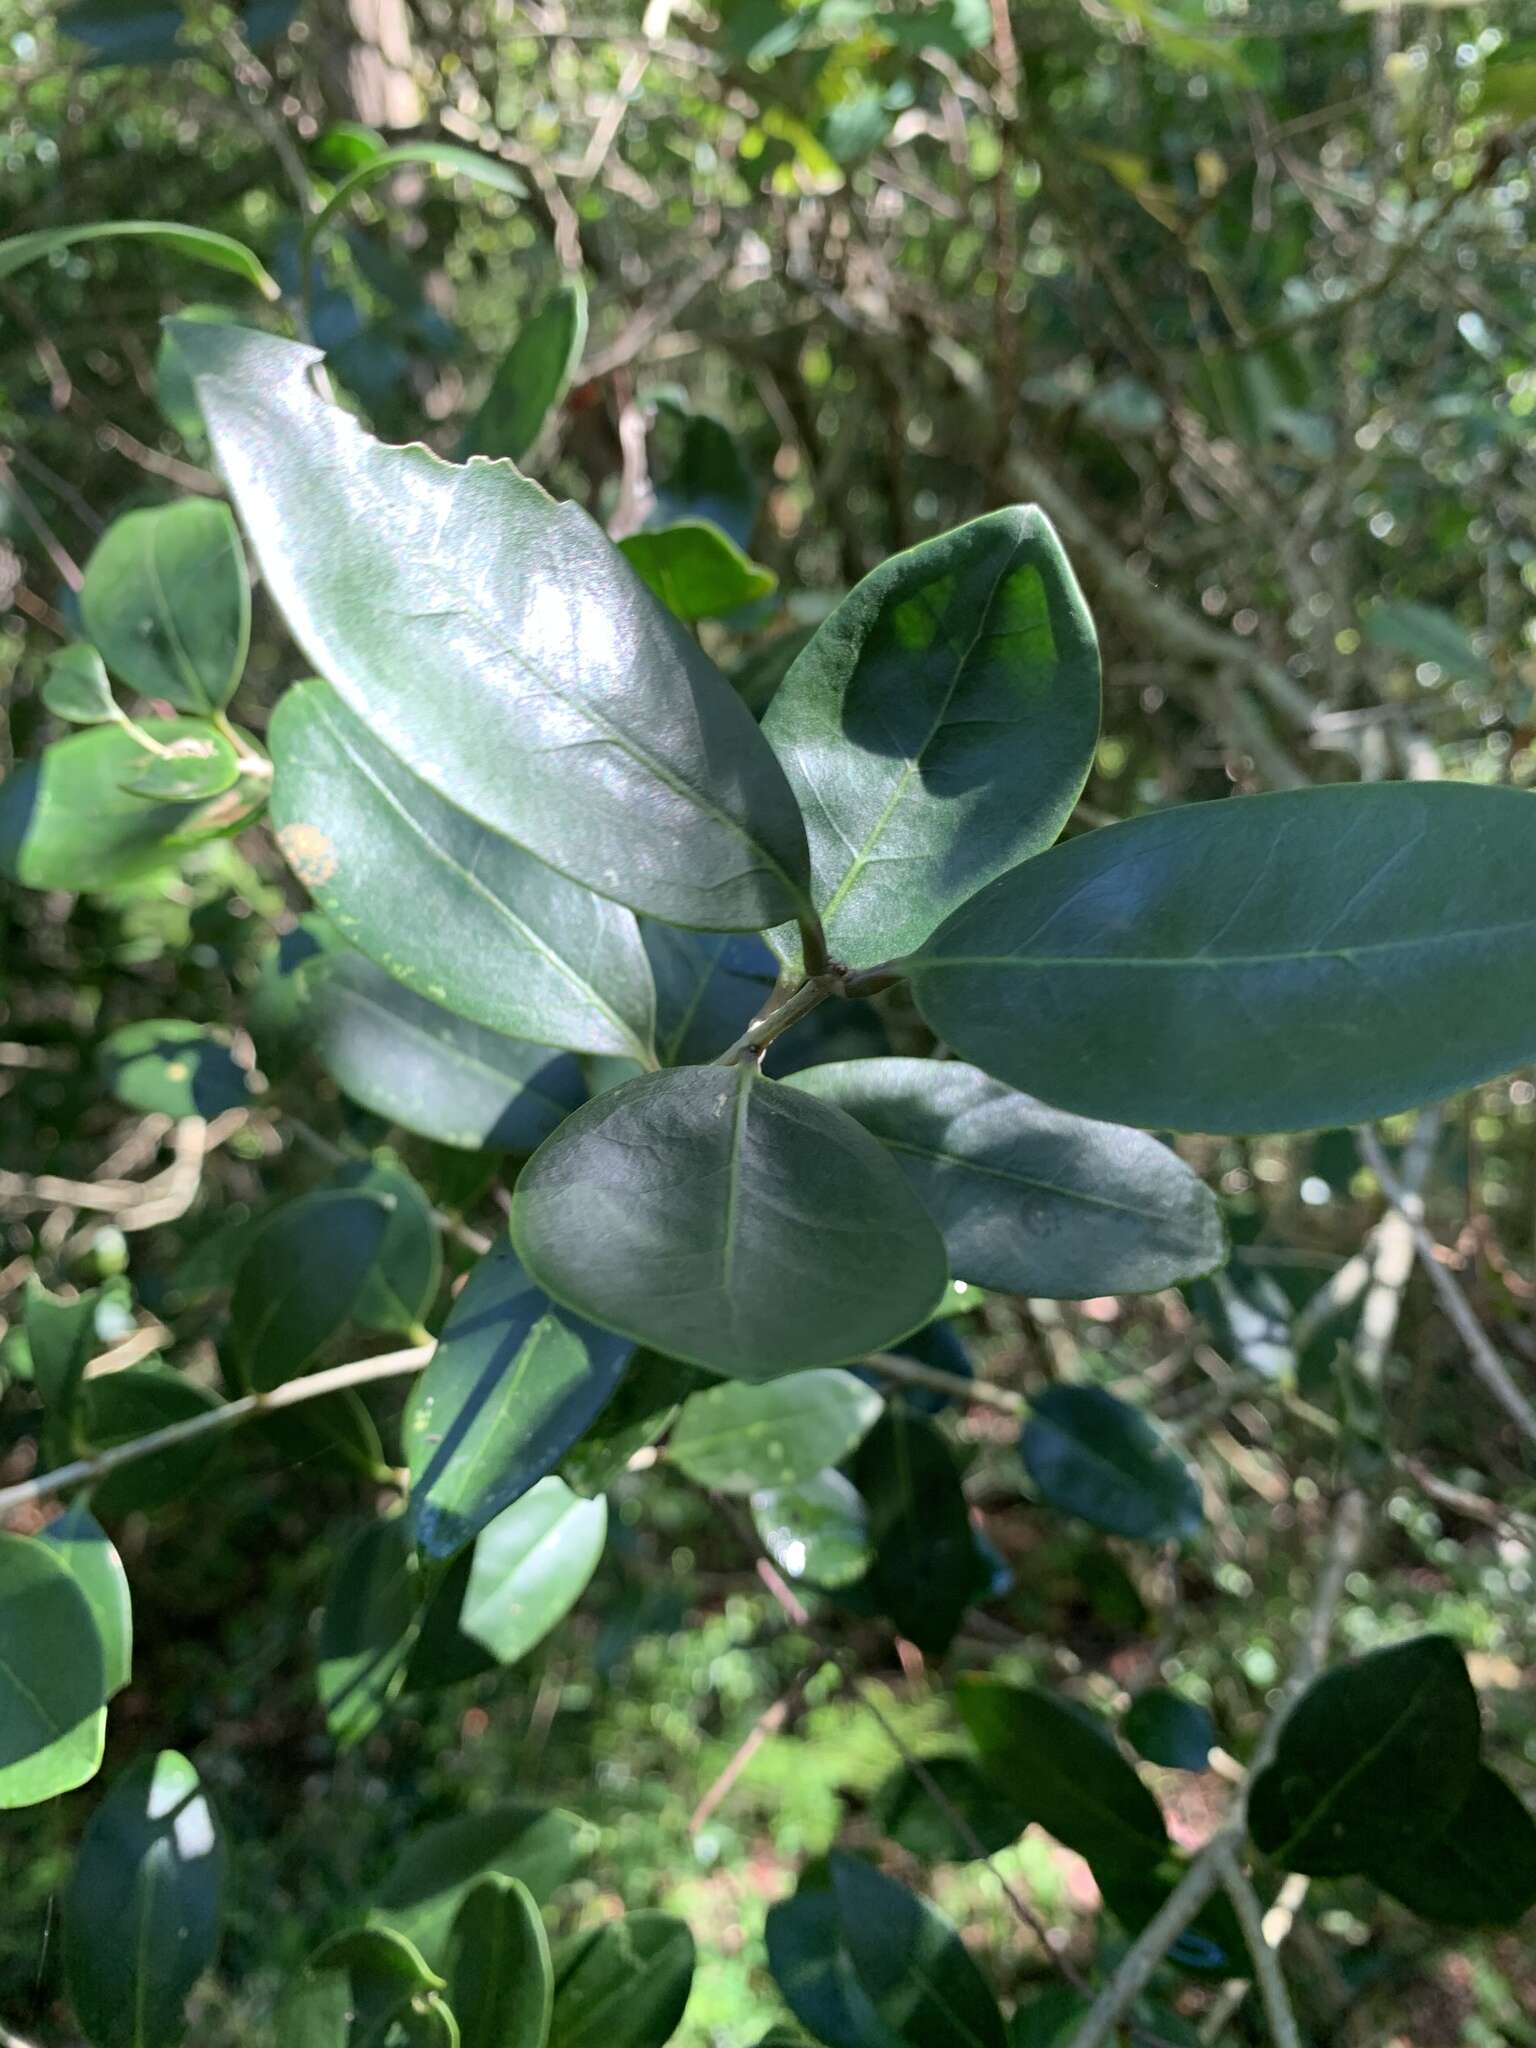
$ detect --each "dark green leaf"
[230,1189,390,1390]
[371,1805,595,1967]
[405,1242,633,1558]
[1370,1764,1536,1927]
[763,507,1099,972]
[317,1517,423,1748]
[910,784,1536,1134]
[43,644,118,724]
[1006,1990,1094,2048]
[79,1366,224,1517]
[118,726,241,802]
[560,1350,707,1498]
[1093,1855,1245,1978]
[25,1279,98,1424]
[270,679,657,1062]
[669,1370,882,1494]
[404,1548,498,1693]
[174,322,812,930]
[751,1469,872,1590]
[511,1066,948,1378]
[829,1853,1006,2048]
[1363,600,1489,685]
[0,717,268,893]
[1247,1634,1481,1875]
[649,397,756,548]
[155,303,242,438]
[765,1885,904,2048]
[1190,1262,1295,1380]
[80,500,250,714]
[456,1479,607,1665]
[619,521,777,624]
[789,1059,1223,1297]
[463,274,588,465]
[449,1875,554,2048]
[642,922,778,1068]
[304,142,528,267]
[956,1677,1169,1872]
[100,1019,250,1120]
[38,1505,133,1699]
[63,1750,225,2048]
[0,220,280,297]
[548,1911,695,2048]
[334,1156,443,1336]
[1021,1385,1202,1544]
[869,1755,1031,1862]
[0,1530,106,1807]
[853,1412,991,1655]
[301,949,589,1151]
[284,1925,447,2048]
[1122,1690,1215,1772]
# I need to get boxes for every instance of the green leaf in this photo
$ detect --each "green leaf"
[463,274,589,466]
[0,220,280,298]
[1363,599,1490,684]
[1247,1634,1481,1876]
[63,1750,225,2048]
[751,1469,872,1590]
[649,396,756,548]
[765,1885,904,2048]
[1006,1990,1094,2048]
[1092,1855,1244,1979]
[853,1411,992,1655]
[1020,1385,1202,1544]
[0,1530,106,1807]
[301,948,589,1151]
[763,507,1099,971]
[405,1242,632,1559]
[561,1350,707,1498]
[1189,1262,1294,1380]
[229,1189,391,1390]
[1122,1690,1215,1772]
[510,1066,948,1379]
[118,726,241,802]
[449,1876,554,2048]
[304,142,528,270]
[910,784,1536,1134]
[642,923,778,1068]
[456,1479,607,1665]
[788,1059,1223,1297]
[870,1755,1031,1862]
[619,521,778,624]
[155,303,242,439]
[79,1366,225,1517]
[0,717,267,893]
[43,644,118,724]
[25,1278,98,1424]
[371,1805,595,1967]
[284,1926,449,2048]
[100,1018,251,1120]
[334,1157,443,1337]
[317,1517,423,1748]
[956,1677,1169,1873]
[80,500,250,714]
[38,1506,133,1699]
[669,1370,882,1494]
[270,678,656,1062]
[1370,1764,1536,1927]
[172,321,813,930]
[548,1911,695,2048]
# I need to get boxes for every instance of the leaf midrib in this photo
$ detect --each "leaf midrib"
[919,913,1536,973]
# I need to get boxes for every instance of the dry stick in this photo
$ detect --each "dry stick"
[865,1349,1025,1417]
[688,1674,808,1837]
[0,1342,434,1520]
[1200,1872,1311,2045]
[1357,1126,1536,1449]
[1211,1845,1303,2048]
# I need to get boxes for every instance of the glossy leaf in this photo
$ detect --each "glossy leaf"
[463,274,588,465]
[765,1885,903,2048]
[642,922,778,1068]
[751,1469,872,1590]
[668,1370,882,1494]
[831,1853,1006,2048]
[763,507,1099,971]
[100,1018,250,1120]
[547,1911,695,2048]
[334,1156,443,1336]
[317,1517,423,1748]
[38,1505,133,1698]
[63,1750,225,2048]
[270,678,656,1061]
[853,1412,991,1655]
[80,500,250,713]
[511,1066,948,1378]
[956,1677,1169,1873]
[0,1531,106,1808]
[789,1059,1223,1298]
[371,1804,595,1966]
[1370,1765,1536,1927]
[0,717,267,893]
[619,520,777,624]
[1247,1634,1481,1875]
[561,1350,707,1498]
[449,1875,554,2048]
[229,1189,390,1390]
[457,1479,607,1665]
[1122,1690,1215,1772]
[43,643,117,724]
[79,1366,225,1518]
[405,1242,632,1558]
[1021,1385,1203,1544]
[283,1925,449,2048]
[301,948,589,1151]
[304,141,527,268]
[910,784,1536,1134]
[174,322,813,930]
[119,726,241,802]
[0,219,280,297]
[870,1755,1031,1862]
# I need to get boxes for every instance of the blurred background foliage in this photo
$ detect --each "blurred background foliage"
[2,0,1535,2039]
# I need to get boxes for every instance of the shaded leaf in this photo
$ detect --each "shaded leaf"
[25,1279,98,1426]
[669,1370,882,1494]
[548,1911,695,2048]
[870,1755,1031,1862]
[317,1517,423,1748]
[1020,1385,1202,1544]
[1370,1765,1536,1927]
[229,1189,390,1390]
[0,219,279,297]
[1122,1690,1215,1772]
[305,142,528,268]
[0,1530,106,1808]
[79,1366,225,1518]
[80,500,250,713]
[449,1875,554,2048]
[334,1156,443,1336]
[642,922,778,1068]
[371,1805,595,1967]
[561,1350,708,1498]
[100,1018,250,1120]
[38,1505,133,1699]
[463,274,588,465]
[853,1411,991,1655]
